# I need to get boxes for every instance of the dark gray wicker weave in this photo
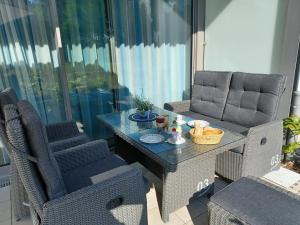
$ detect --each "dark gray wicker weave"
[98,107,245,222]
[164,71,286,181]
[208,176,300,225]
[0,88,30,220]
[5,103,147,225]
[208,203,249,225]
[215,120,283,181]
[0,88,90,221]
[9,122,89,221]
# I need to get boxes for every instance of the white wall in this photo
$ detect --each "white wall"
[204,0,288,74]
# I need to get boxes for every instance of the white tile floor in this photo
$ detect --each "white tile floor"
[0,166,299,225]
[263,167,300,193]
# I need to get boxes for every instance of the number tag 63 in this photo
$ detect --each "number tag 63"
[271,154,280,169]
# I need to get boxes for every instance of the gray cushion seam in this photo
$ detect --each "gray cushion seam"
[194,84,225,89]
[221,76,233,120]
[225,103,274,116]
[231,89,280,96]
[192,99,221,104]
[273,78,286,119]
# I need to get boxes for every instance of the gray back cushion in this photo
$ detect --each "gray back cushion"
[222,72,285,127]
[191,71,233,119]
[4,104,47,216]
[17,100,66,200]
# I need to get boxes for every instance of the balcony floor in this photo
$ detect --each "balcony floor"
[0,165,299,225]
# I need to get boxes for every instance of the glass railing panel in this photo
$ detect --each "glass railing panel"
[0,0,68,166]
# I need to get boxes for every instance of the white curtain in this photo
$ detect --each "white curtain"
[111,0,192,107]
[0,0,66,123]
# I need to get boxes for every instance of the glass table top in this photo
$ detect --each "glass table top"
[97,107,246,167]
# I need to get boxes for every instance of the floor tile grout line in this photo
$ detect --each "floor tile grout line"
[174,213,186,224]
[183,210,209,225]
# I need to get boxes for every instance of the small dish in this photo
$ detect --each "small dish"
[187,120,209,128]
[167,137,186,145]
[140,134,165,144]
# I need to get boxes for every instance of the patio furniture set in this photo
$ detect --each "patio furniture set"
[1,71,298,225]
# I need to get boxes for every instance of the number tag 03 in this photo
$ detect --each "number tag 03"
[197,179,209,191]
[271,154,280,170]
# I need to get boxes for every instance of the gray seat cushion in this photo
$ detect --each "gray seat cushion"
[62,154,126,193]
[190,71,232,119]
[17,100,66,200]
[216,120,249,136]
[223,72,285,128]
[181,111,221,126]
[181,111,246,154]
[210,177,300,225]
[181,111,248,135]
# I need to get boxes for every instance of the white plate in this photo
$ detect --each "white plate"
[140,134,165,144]
[167,137,186,145]
[187,120,209,128]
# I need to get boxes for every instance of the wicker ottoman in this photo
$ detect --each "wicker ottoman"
[208,177,300,225]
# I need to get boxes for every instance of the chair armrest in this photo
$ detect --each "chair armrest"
[164,100,190,113]
[46,120,80,142]
[54,140,111,173]
[49,134,89,152]
[242,120,283,177]
[42,166,147,225]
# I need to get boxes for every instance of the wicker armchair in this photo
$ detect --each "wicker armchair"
[0,88,89,221]
[4,101,147,225]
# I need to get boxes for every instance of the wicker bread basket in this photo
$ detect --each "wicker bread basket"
[189,127,224,145]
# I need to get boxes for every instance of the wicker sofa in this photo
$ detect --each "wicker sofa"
[164,71,286,181]
[3,100,147,225]
[0,88,90,221]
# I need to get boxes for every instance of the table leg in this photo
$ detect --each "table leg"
[158,155,216,223]
[114,135,218,222]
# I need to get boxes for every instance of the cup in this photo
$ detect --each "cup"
[156,116,165,130]
[171,127,178,141]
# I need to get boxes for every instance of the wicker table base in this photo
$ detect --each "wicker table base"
[115,135,215,222]
[98,108,246,222]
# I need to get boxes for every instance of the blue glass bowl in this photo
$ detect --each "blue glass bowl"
[129,112,158,122]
